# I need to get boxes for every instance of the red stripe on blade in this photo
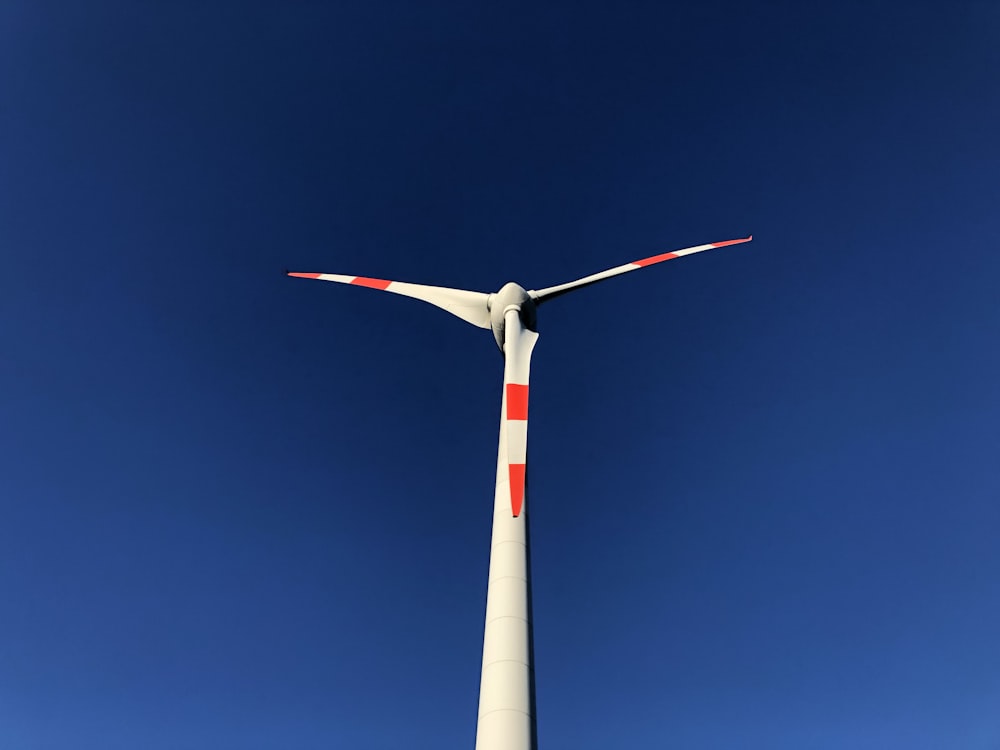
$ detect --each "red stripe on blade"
[288,272,322,279]
[351,276,392,290]
[632,251,678,267]
[711,236,752,248]
[509,464,526,517]
[506,384,529,421]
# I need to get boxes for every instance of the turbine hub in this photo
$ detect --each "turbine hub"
[488,282,536,351]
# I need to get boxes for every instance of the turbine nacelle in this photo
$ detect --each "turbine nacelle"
[488,282,537,352]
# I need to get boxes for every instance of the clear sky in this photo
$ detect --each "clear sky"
[2,1,999,748]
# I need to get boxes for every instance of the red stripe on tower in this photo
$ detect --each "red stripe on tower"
[351,277,392,290]
[632,251,678,267]
[509,463,526,517]
[288,272,322,279]
[506,384,529,421]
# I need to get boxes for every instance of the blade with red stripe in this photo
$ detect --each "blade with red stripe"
[501,317,538,517]
[529,235,752,303]
[287,272,492,329]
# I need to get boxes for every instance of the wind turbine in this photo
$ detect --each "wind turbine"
[288,235,751,750]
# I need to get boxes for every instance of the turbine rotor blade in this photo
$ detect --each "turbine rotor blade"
[500,311,538,518]
[529,235,752,303]
[287,272,492,329]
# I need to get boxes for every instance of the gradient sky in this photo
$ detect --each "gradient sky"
[3,2,1000,748]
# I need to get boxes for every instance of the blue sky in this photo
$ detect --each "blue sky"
[2,1,1000,748]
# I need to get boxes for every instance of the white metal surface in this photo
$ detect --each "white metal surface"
[476,308,538,750]
[529,236,752,302]
[287,272,492,328]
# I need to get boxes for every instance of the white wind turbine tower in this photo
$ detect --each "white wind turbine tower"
[288,235,751,750]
